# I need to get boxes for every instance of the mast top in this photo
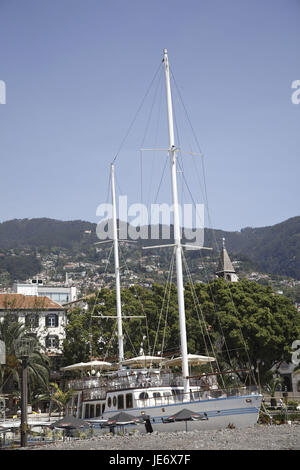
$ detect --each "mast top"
[163,48,168,63]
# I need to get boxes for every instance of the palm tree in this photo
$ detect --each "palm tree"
[0,319,24,395]
[263,375,284,406]
[41,382,77,417]
[0,317,50,410]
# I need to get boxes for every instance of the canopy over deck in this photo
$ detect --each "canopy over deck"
[60,360,113,372]
[165,354,216,367]
[121,355,165,368]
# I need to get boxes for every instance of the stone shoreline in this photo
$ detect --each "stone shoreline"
[28,424,300,451]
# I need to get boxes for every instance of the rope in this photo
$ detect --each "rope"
[140,66,163,204]
[170,65,257,385]
[160,254,176,357]
[87,241,114,359]
[118,242,150,355]
[145,72,164,211]
[152,248,175,357]
[181,249,226,388]
[112,60,162,164]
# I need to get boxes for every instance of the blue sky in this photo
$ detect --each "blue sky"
[0,0,299,232]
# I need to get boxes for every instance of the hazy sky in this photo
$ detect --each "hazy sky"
[0,0,299,232]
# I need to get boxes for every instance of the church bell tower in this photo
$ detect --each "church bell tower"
[215,238,238,282]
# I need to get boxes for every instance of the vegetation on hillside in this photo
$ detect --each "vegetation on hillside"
[0,216,299,282]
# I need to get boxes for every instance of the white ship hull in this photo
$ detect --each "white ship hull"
[101,393,262,432]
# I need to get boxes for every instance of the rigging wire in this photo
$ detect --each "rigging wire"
[87,169,114,359]
[87,242,114,358]
[112,60,162,165]
[139,66,164,204]
[181,249,226,388]
[118,242,151,356]
[145,71,164,211]
[170,66,257,383]
[160,251,176,358]
[151,248,175,357]
[122,320,138,358]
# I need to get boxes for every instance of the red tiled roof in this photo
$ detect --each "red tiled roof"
[0,294,64,310]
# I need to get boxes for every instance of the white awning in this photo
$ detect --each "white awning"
[60,362,88,371]
[79,360,113,370]
[121,355,165,367]
[165,354,216,367]
[60,360,113,371]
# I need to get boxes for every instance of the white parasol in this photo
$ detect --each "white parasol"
[121,355,165,368]
[60,360,113,372]
[165,354,216,367]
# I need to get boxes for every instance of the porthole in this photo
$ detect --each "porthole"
[113,396,117,407]
[107,397,112,408]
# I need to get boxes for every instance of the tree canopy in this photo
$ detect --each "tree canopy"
[62,279,300,385]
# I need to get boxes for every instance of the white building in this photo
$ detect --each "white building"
[0,293,66,356]
[13,279,77,305]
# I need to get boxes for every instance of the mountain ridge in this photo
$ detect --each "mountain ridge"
[0,216,299,280]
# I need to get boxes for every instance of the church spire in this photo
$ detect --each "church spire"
[216,238,238,282]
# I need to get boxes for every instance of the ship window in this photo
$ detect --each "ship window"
[96,404,101,417]
[163,392,171,397]
[107,397,112,408]
[117,394,124,410]
[153,392,161,398]
[139,392,149,400]
[113,396,117,407]
[126,393,133,408]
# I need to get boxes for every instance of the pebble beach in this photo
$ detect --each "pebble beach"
[29,424,300,451]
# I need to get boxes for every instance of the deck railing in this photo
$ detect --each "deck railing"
[68,377,106,391]
[82,387,107,401]
[68,373,259,397]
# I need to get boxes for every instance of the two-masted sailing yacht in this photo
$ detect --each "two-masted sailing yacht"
[62,50,262,432]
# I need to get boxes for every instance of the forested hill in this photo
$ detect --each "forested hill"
[0,216,299,280]
[0,218,97,250]
[204,216,300,280]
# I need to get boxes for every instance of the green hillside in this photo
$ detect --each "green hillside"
[0,216,299,281]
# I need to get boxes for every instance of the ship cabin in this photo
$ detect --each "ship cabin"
[65,366,222,420]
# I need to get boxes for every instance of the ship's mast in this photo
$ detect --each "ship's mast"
[111,163,124,366]
[163,49,190,396]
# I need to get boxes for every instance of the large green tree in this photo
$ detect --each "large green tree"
[62,279,300,384]
[190,279,300,382]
